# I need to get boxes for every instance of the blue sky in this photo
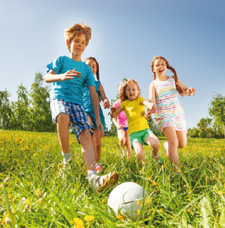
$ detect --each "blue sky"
[0,0,224,130]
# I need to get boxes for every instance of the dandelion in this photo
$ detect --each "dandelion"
[217,191,224,195]
[152,182,157,186]
[84,215,95,221]
[116,215,124,220]
[137,200,141,205]
[35,189,42,197]
[159,209,163,213]
[138,210,141,215]
[177,170,181,173]
[147,196,152,204]
[58,163,63,169]
[73,218,84,228]
[33,153,37,157]
[102,199,106,203]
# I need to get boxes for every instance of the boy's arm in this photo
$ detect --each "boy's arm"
[44,69,81,83]
[175,77,196,96]
[89,86,103,134]
[99,83,110,109]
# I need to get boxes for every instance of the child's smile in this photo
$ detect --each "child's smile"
[126,83,139,101]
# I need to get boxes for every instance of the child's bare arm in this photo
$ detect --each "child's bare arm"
[99,84,110,109]
[176,78,196,96]
[89,86,104,134]
[44,68,81,83]
[110,106,123,118]
[149,81,156,103]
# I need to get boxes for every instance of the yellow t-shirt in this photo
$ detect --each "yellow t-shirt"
[120,97,149,135]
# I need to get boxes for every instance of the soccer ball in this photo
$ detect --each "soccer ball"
[107,182,149,220]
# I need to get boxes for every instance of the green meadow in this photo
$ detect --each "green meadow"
[0,130,225,227]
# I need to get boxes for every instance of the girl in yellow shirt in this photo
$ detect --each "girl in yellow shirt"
[111,79,163,167]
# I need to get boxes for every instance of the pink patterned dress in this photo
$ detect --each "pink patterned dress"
[153,76,186,132]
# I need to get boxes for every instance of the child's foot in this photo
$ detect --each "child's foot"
[91,172,119,193]
[163,141,169,156]
[95,163,104,174]
[152,154,164,164]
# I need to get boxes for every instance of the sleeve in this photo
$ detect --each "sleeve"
[85,65,95,87]
[113,100,119,108]
[139,97,146,104]
[46,56,64,74]
[120,100,125,109]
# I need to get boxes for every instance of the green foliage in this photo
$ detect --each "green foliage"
[29,72,56,132]
[147,116,163,136]
[0,90,12,129]
[0,72,56,132]
[0,131,225,227]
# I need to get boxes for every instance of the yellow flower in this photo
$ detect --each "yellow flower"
[73,218,84,228]
[102,199,106,203]
[138,210,140,215]
[137,200,141,205]
[58,163,63,169]
[116,215,124,220]
[35,189,42,197]
[217,191,224,195]
[152,182,157,186]
[177,170,181,173]
[147,196,152,204]
[84,215,95,221]
[33,153,37,157]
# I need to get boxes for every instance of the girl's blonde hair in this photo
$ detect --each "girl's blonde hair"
[84,57,100,81]
[121,79,141,102]
[64,22,91,51]
[151,56,184,96]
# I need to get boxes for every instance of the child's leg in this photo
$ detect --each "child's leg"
[144,134,160,157]
[177,131,187,148]
[95,129,102,162]
[125,130,132,158]
[163,126,179,170]
[118,129,127,156]
[133,142,145,167]
[57,113,70,154]
[79,129,96,170]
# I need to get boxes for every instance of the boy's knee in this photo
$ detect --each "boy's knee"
[57,113,69,123]
[79,129,91,141]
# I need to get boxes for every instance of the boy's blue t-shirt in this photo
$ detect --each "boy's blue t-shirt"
[47,55,95,106]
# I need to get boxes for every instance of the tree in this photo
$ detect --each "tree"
[147,116,163,136]
[29,72,56,132]
[0,90,13,129]
[209,93,225,138]
[10,84,31,130]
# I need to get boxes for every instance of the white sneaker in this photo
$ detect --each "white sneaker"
[91,172,119,193]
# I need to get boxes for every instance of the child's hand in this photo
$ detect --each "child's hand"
[102,98,110,109]
[186,87,196,96]
[117,125,124,130]
[96,120,104,137]
[110,106,117,118]
[145,109,152,119]
[60,68,81,81]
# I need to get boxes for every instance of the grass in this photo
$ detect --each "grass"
[0,130,225,227]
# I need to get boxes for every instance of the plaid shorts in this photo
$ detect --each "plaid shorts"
[50,99,95,142]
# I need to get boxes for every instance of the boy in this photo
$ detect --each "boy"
[44,22,119,192]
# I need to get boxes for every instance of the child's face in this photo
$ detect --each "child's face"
[153,59,167,76]
[125,83,139,101]
[86,59,97,75]
[69,34,86,60]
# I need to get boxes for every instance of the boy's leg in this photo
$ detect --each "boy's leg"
[57,113,70,154]
[133,142,145,167]
[95,129,102,162]
[79,129,96,170]
[125,130,132,158]
[163,126,179,171]
[118,129,126,156]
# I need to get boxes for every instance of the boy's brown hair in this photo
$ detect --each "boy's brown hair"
[64,22,91,51]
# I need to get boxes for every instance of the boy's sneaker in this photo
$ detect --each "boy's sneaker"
[92,172,119,193]
[95,163,104,174]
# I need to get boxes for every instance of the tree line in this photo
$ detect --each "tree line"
[0,73,224,138]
